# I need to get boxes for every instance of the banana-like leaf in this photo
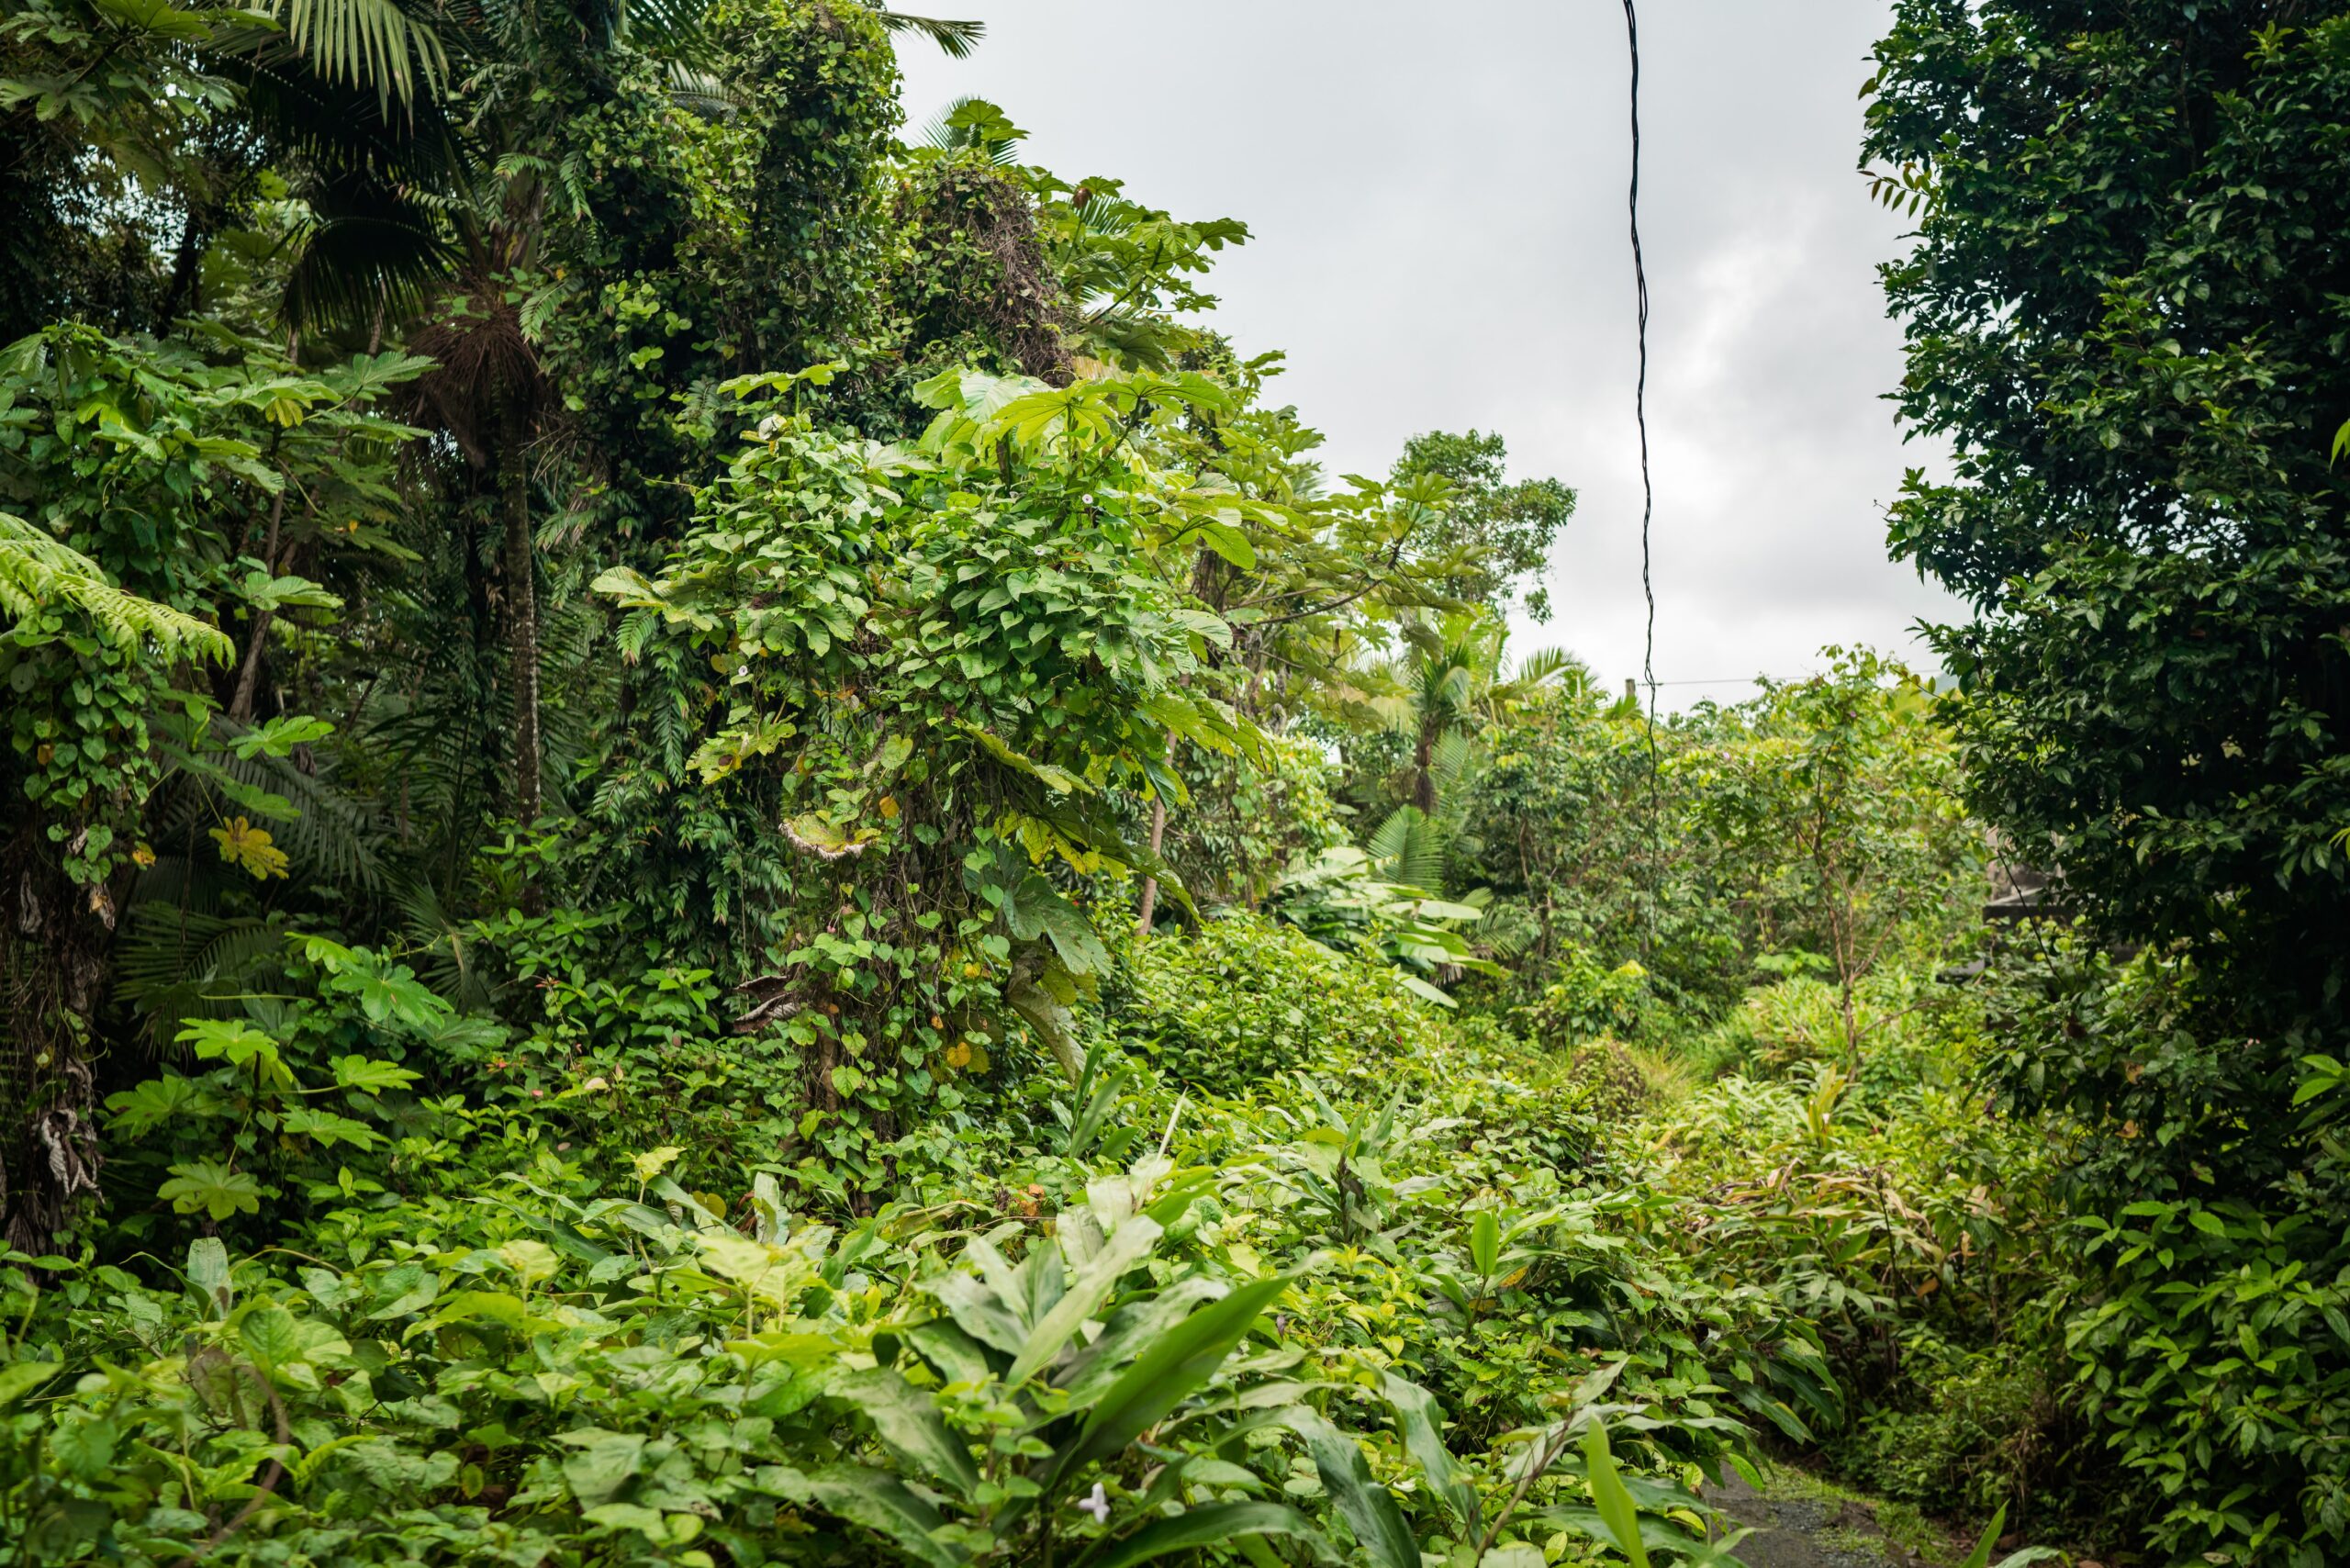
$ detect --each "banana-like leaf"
[802,1466,964,1568]
[1072,1501,1326,1568]
[834,1368,982,1503]
[1280,1406,1419,1568]
[1379,1371,1480,1532]
[1005,1216,1161,1386]
[1047,1274,1284,1489]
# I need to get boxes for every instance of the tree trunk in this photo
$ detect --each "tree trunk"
[501,406,542,833]
[1134,792,1169,937]
[1133,730,1176,937]
[1413,716,1438,814]
[227,487,286,724]
[1,834,107,1253]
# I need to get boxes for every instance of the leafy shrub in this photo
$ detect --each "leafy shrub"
[6,1031,1785,1568]
[1649,978,2098,1540]
[0,1170,1441,1566]
[1111,914,1449,1096]
[1981,942,2350,1564]
[1830,1329,2061,1519]
[1516,949,1658,1048]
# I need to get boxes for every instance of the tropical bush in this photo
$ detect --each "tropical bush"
[1112,915,1451,1098]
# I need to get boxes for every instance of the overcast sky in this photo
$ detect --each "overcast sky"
[898,2,1959,705]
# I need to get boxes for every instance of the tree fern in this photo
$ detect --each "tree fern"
[0,511,232,662]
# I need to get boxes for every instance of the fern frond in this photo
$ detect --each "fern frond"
[0,511,234,662]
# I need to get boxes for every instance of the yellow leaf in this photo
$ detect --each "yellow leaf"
[209,817,290,879]
[631,1145,684,1182]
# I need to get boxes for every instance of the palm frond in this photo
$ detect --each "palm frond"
[281,200,458,334]
[1510,646,1591,690]
[664,61,743,118]
[1428,728,1479,800]
[391,875,497,1011]
[112,907,286,1037]
[207,740,387,893]
[1367,804,1448,896]
[268,0,451,115]
[879,11,983,57]
[914,95,1020,163]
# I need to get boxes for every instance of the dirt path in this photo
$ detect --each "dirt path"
[1703,1471,1953,1568]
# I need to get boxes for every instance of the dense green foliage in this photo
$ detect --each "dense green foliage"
[4,0,2342,1564]
[1868,4,2350,1562]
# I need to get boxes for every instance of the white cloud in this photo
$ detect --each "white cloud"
[897,0,1962,705]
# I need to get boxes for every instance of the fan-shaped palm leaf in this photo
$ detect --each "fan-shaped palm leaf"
[1367,804,1448,896]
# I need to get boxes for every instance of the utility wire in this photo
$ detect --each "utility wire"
[1624,0,1661,958]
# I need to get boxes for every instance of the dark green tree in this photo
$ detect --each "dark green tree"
[1391,430,1575,621]
[1868,6,2350,1560]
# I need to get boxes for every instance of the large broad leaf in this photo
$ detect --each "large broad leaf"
[1047,1274,1285,1489]
[804,1466,966,1568]
[557,1429,646,1507]
[1281,1406,1419,1568]
[906,1318,996,1385]
[929,1271,1027,1356]
[0,1362,61,1406]
[159,1159,266,1221]
[1379,1371,1480,1533]
[1072,1501,1326,1568]
[1003,874,1112,976]
[1006,1216,1162,1386]
[834,1368,982,1503]
[1582,1420,1651,1568]
[1057,1277,1225,1408]
[185,1236,232,1316]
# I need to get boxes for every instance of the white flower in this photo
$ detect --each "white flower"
[1078,1482,1110,1524]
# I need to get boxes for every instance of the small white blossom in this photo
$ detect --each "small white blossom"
[1078,1482,1110,1524]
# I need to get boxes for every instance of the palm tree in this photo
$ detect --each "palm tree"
[229,0,984,838]
[1380,612,1581,816]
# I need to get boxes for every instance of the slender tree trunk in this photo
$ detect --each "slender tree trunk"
[228,487,286,724]
[1134,728,1176,936]
[1134,786,1169,938]
[501,404,542,833]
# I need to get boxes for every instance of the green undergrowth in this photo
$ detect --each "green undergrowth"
[3,918,1827,1566]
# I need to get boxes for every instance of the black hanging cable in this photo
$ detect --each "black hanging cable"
[1623,0,1661,958]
